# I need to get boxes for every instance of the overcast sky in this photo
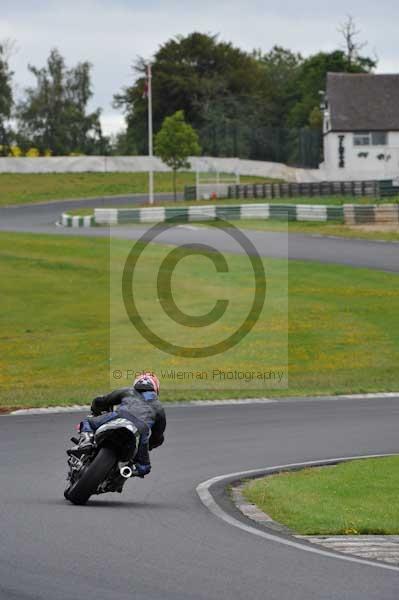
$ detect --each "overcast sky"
[2,0,398,135]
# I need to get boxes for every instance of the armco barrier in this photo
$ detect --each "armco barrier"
[61,203,399,227]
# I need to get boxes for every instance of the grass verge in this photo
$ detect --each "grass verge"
[66,214,399,243]
[205,219,399,242]
[1,232,398,409]
[242,457,399,535]
[0,172,279,206]
[2,172,397,207]
[66,194,397,214]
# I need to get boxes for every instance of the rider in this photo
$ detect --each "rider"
[73,372,166,478]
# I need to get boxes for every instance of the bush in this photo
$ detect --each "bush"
[25,147,40,157]
[9,146,23,157]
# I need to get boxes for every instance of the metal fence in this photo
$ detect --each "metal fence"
[198,125,322,169]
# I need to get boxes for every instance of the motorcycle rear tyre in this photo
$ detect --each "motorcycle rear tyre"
[66,447,116,505]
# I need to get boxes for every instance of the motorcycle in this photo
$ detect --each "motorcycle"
[64,416,141,505]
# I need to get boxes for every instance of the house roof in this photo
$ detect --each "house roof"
[326,73,399,131]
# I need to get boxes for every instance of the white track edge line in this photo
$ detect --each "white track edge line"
[6,392,399,415]
[7,399,276,415]
[196,454,399,573]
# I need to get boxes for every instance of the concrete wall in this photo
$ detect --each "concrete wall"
[322,132,399,181]
[0,155,324,183]
[4,150,398,184]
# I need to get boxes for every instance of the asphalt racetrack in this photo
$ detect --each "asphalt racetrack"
[1,399,399,600]
[1,197,398,599]
[0,195,398,272]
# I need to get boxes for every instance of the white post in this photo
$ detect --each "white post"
[147,63,154,205]
[196,168,199,201]
[235,160,240,185]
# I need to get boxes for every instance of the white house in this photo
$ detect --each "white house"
[321,73,399,181]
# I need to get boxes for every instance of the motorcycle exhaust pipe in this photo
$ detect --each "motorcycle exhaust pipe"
[119,465,133,479]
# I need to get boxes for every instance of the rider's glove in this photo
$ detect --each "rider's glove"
[134,463,151,478]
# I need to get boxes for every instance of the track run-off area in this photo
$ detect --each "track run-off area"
[1,196,398,599]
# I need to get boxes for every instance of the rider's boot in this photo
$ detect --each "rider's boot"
[69,432,94,455]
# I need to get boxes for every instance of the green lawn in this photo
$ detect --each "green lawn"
[0,172,279,206]
[1,232,398,410]
[242,457,399,535]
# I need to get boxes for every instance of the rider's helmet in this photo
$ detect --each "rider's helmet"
[133,372,160,395]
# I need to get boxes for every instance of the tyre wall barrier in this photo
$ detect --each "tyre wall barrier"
[60,213,96,227]
[61,203,399,227]
[344,204,399,225]
[93,204,345,224]
[228,180,381,200]
[185,179,399,201]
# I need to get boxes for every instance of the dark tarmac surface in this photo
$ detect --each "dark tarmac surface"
[0,195,398,272]
[1,398,399,600]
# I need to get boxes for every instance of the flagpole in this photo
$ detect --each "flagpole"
[147,63,154,205]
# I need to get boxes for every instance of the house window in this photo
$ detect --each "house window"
[353,132,387,146]
[372,131,387,145]
[353,132,371,146]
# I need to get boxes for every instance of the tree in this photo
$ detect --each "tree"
[288,49,376,128]
[109,129,137,155]
[256,46,303,127]
[115,30,377,166]
[308,106,323,129]
[338,15,367,68]
[288,18,377,129]
[114,33,262,154]
[155,110,201,201]
[0,42,14,155]
[17,48,103,155]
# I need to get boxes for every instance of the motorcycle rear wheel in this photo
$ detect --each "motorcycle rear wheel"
[65,447,116,505]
